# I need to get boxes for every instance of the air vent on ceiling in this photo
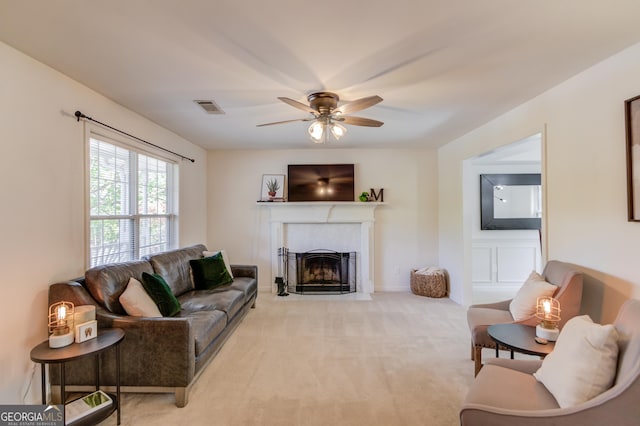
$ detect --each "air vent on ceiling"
[194,99,225,114]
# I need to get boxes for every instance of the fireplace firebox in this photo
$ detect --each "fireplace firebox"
[282,249,356,294]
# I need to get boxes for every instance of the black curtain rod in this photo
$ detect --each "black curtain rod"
[74,110,195,163]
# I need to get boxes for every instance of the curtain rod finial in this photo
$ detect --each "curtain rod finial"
[75,110,88,122]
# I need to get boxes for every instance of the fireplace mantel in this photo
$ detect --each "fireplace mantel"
[258,202,384,294]
[257,201,383,223]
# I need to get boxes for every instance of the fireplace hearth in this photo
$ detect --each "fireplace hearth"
[283,249,356,294]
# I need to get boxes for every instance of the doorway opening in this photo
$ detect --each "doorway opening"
[464,132,544,305]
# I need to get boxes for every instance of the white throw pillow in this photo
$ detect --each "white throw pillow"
[509,271,557,321]
[119,277,162,317]
[203,250,233,279]
[533,315,619,408]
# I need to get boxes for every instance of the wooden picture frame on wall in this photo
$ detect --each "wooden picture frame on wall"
[625,95,640,221]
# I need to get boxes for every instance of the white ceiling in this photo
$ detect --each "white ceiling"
[2,0,640,150]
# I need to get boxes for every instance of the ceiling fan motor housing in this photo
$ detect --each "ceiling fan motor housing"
[308,92,339,114]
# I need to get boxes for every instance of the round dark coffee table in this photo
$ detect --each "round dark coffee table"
[487,324,555,359]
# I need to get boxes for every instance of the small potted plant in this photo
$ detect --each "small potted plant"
[266,178,280,199]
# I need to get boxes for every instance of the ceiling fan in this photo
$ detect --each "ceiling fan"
[257,91,384,143]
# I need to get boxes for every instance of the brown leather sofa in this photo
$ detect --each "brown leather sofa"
[48,244,257,407]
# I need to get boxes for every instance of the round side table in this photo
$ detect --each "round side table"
[487,324,555,359]
[30,328,125,425]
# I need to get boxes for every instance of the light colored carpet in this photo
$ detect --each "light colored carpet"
[107,292,475,425]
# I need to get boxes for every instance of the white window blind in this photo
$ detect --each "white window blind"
[88,135,177,267]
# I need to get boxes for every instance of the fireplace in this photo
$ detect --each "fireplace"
[284,249,356,294]
[259,202,382,295]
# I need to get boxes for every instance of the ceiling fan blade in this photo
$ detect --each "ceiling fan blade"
[256,118,312,127]
[340,116,384,127]
[277,97,317,114]
[334,95,383,115]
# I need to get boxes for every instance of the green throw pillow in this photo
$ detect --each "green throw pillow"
[140,272,181,317]
[190,253,234,290]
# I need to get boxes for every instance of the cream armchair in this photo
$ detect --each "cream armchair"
[460,299,640,425]
[467,260,583,375]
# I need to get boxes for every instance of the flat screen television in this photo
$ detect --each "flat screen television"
[287,164,355,202]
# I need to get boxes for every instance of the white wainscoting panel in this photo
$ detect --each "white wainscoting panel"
[472,247,493,283]
[496,246,537,283]
[471,238,541,304]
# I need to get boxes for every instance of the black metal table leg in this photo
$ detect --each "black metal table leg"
[95,354,100,391]
[116,343,121,425]
[40,364,46,404]
[60,363,65,404]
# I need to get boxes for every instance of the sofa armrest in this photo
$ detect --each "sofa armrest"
[98,311,196,387]
[49,281,101,307]
[231,264,257,280]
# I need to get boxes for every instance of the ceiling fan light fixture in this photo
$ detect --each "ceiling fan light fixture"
[308,120,325,143]
[330,122,347,140]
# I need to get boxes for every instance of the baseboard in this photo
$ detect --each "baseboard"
[377,284,410,292]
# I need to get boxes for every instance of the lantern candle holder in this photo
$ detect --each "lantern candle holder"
[48,301,75,348]
[535,297,561,341]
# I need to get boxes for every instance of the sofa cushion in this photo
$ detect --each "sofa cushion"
[190,253,233,290]
[145,244,207,297]
[534,315,619,408]
[141,272,182,317]
[85,260,154,314]
[509,271,557,321]
[464,363,559,411]
[177,310,228,356]
[119,277,162,317]
[228,277,258,304]
[178,288,245,320]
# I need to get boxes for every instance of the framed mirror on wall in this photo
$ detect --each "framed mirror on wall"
[625,95,640,221]
[480,174,542,230]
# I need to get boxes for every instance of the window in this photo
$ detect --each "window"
[88,135,177,267]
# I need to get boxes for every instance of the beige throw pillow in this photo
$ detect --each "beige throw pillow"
[203,250,233,279]
[533,315,619,408]
[119,277,162,317]
[509,271,557,321]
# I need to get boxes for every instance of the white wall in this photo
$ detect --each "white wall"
[439,41,640,322]
[0,42,208,403]
[207,148,439,293]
